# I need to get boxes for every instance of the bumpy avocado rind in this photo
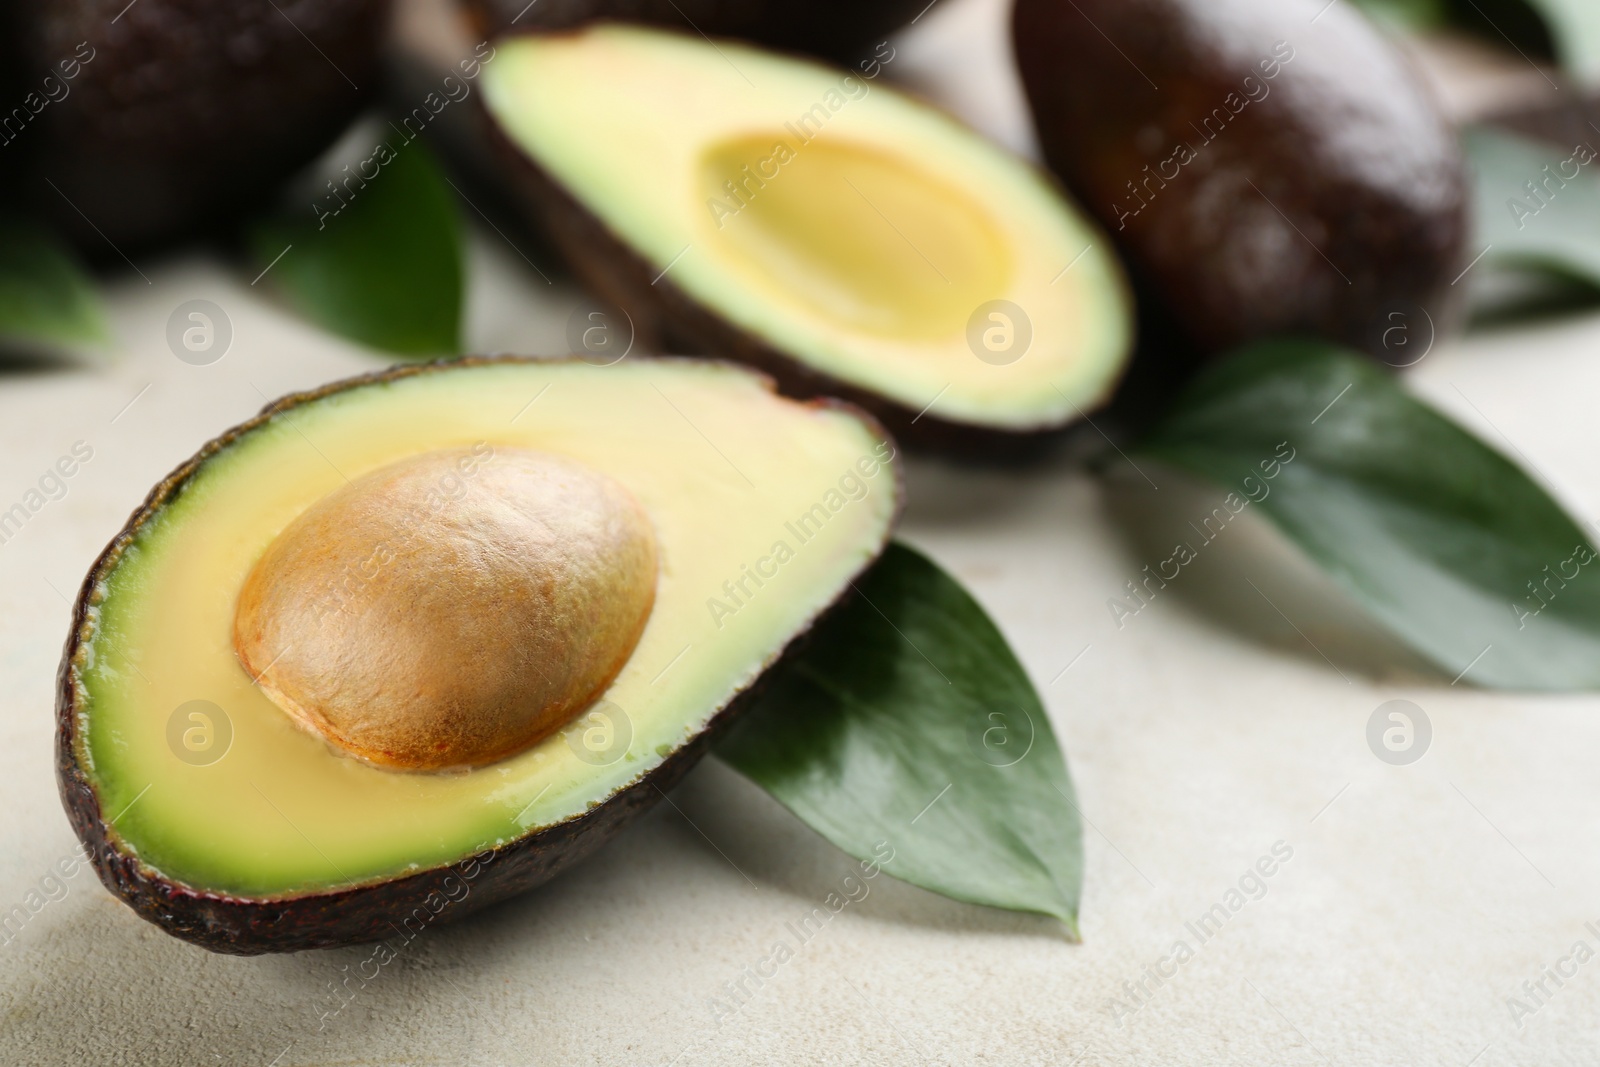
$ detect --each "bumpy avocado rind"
[57,357,902,953]
[12,0,390,251]
[460,0,925,63]
[472,26,1134,451]
[1013,0,1468,359]
[57,689,724,954]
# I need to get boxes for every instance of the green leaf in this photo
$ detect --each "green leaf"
[1138,338,1600,690]
[249,139,463,357]
[1524,0,1600,84]
[1348,0,1451,32]
[718,542,1084,930]
[1464,125,1600,291]
[1354,0,1597,84]
[0,216,108,354]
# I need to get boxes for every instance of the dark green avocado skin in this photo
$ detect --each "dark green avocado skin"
[55,357,901,954]
[13,0,389,252]
[1012,0,1468,358]
[461,0,924,63]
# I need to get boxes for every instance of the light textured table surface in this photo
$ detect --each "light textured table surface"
[4,1,1600,1064]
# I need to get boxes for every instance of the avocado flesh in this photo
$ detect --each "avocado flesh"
[479,26,1133,436]
[65,358,898,903]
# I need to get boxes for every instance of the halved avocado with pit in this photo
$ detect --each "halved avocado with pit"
[57,357,901,953]
[475,25,1134,446]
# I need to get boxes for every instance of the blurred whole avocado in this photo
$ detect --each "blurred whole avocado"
[460,0,927,62]
[1013,0,1469,359]
[8,0,391,252]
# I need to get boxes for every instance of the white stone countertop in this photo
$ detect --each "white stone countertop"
[4,0,1598,1063]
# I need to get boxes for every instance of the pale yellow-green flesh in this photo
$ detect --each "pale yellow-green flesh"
[481,26,1132,431]
[75,361,897,898]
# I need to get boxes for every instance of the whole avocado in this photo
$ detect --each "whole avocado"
[460,0,925,62]
[1012,0,1468,358]
[10,0,390,252]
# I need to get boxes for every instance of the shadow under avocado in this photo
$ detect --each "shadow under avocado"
[449,758,1071,955]
[1100,462,1447,687]
[672,760,1073,943]
[897,447,1083,527]
[0,345,103,376]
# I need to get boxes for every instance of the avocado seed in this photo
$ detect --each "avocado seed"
[233,446,658,771]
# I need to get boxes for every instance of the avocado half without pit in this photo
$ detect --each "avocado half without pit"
[57,358,901,953]
[475,25,1134,445]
